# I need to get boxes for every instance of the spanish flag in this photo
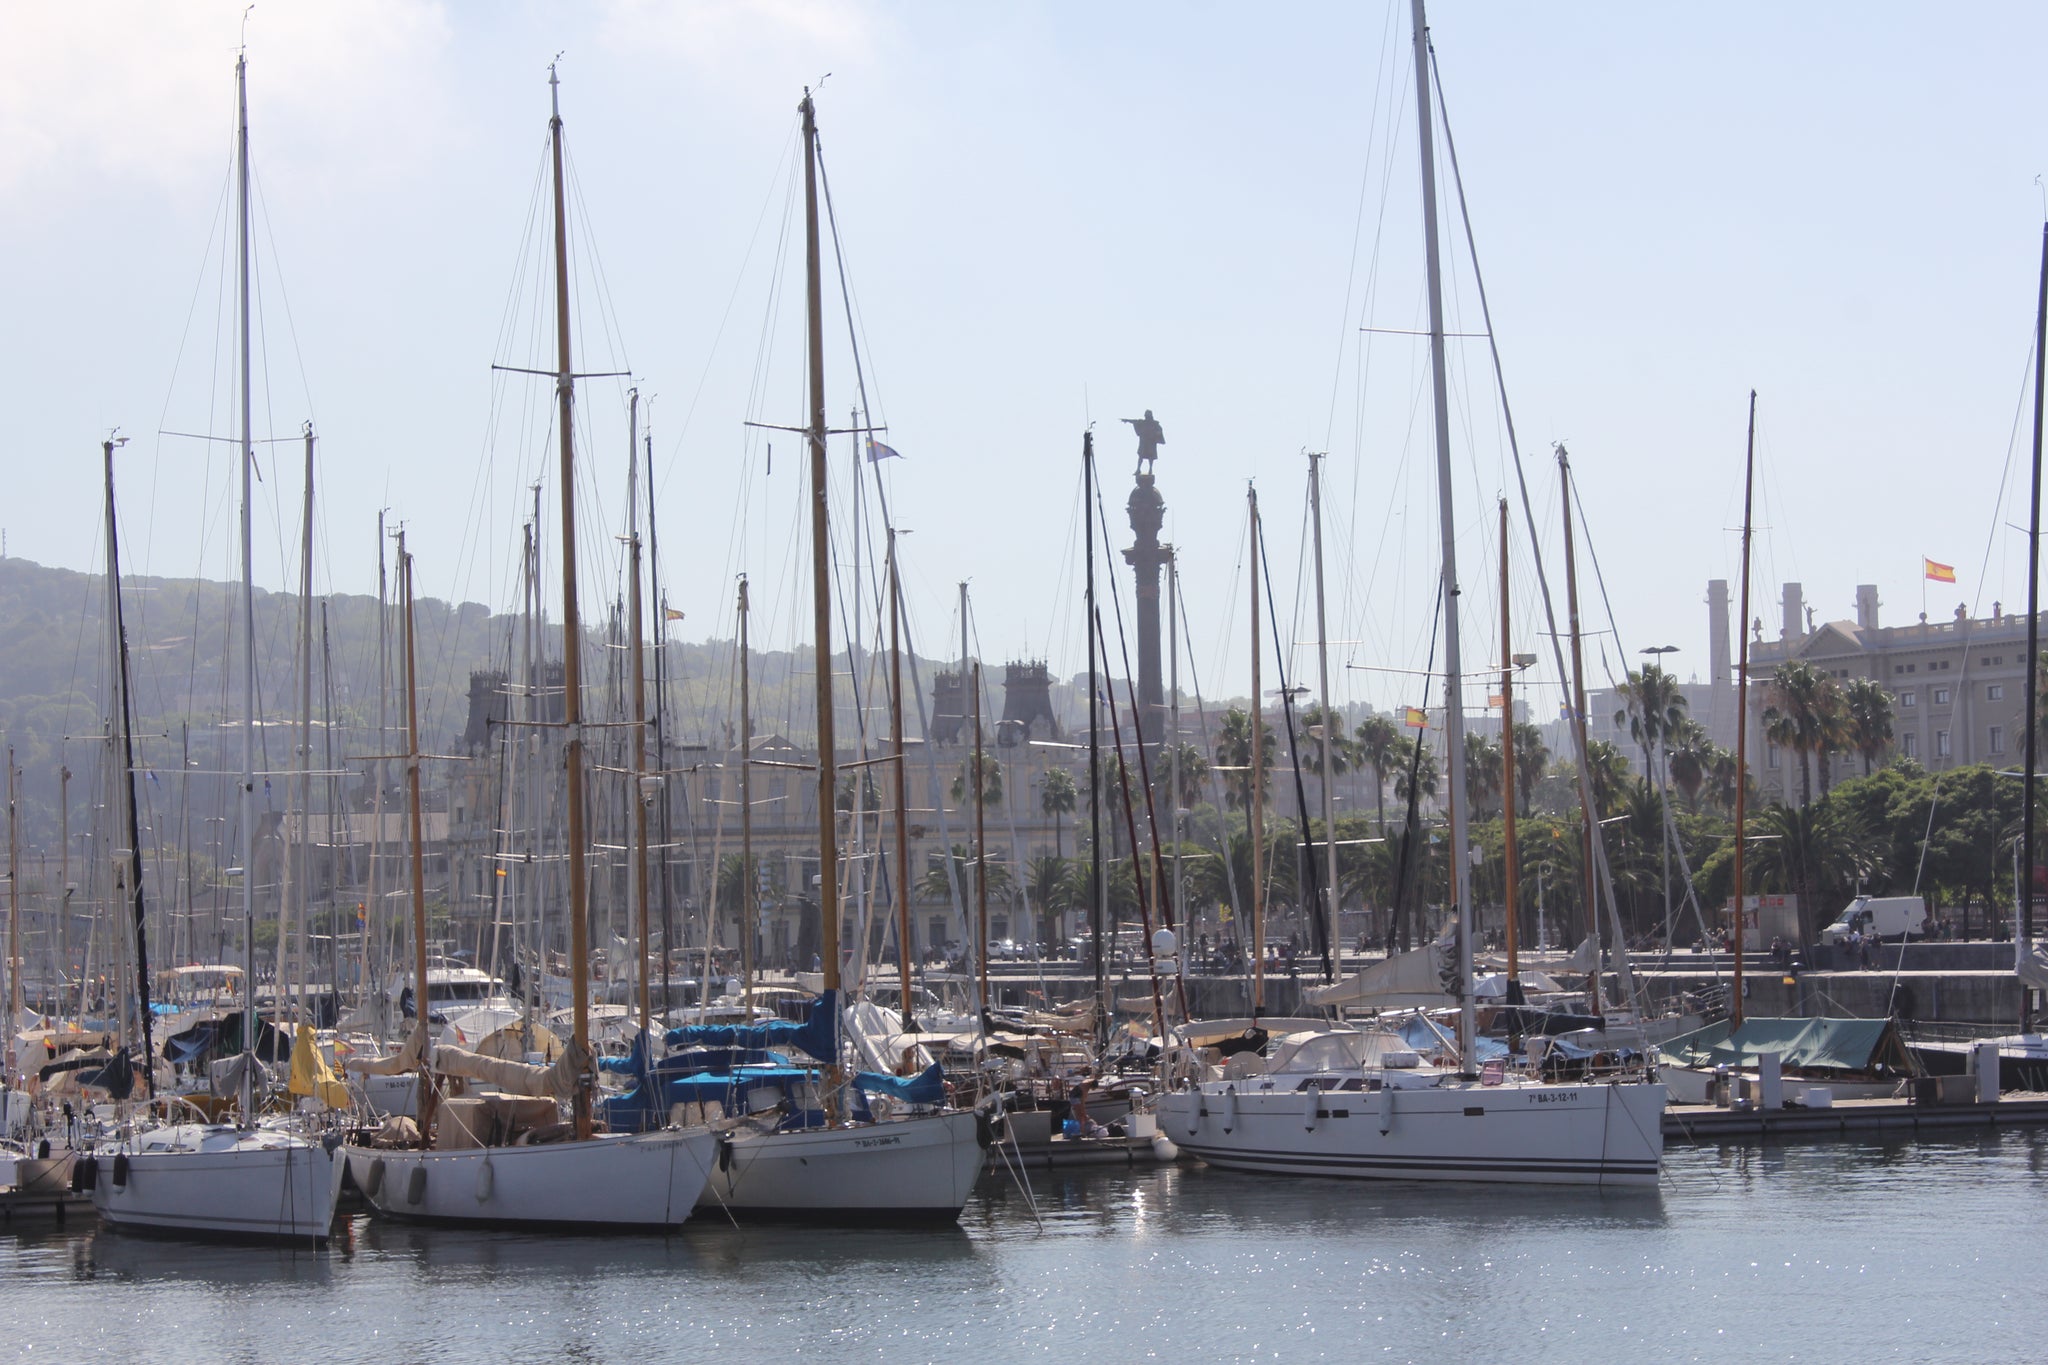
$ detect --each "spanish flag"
[1403,706,1428,729]
[663,606,685,622]
[1924,558,1956,584]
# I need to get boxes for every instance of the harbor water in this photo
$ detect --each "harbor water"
[4,1132,2045,1363]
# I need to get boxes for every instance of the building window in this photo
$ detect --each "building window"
[1991,725,2005,753]
[1936,730,1952,758]
[1901,691,1917,708]
[1933,687,1951,705]
[1902,732,1917,758]
[1767,744,1781,770]
[1907,664,1918,673]
[1988,684,2005,701]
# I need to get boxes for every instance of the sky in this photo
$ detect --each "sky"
[5,1,2047,731]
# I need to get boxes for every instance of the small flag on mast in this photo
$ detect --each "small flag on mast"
[1403,706,1428,729]
[663,607,685,622]
[866,439,903,463]
[1923,558,1956,584]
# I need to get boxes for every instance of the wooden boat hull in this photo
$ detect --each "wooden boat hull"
[1156,1078,1665,1187]
[346,1127,716,1231]
[697,1111,986,1224]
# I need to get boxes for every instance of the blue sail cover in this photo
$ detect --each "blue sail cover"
[852,1063,945,1106]
[663,989,839,1064]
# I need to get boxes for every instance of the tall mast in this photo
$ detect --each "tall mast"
[547,66,595,1139]
[1309,451,1339,982]
[5,752,17,1082]
[235,50,259,1115]
[1732,392,1757,1029]
[291,424,315,1025]
[972,658,990,1021]
[104,439,154,1097]
[1248,486,1267,1015]
[1499,497,1522,1040]
[627,390,652,1044]
[645,422,677,1017]
[888,533,916,1036]
[799,91,841,1010]
[1559,450,1599,1016]
[1168,554,1185,982]
[738,576,754,1015]
[1411,0,1475,1071]
[1084,430,1106,1050]
[369,510,388,1026]
[2021,224,2047,992]
[399,534,432,1131]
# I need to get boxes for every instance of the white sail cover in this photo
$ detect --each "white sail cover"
[345,1023,427,1077]
[1303,930,1459,1009]
[432,1038,591,1102]
[2017,938,2048,993]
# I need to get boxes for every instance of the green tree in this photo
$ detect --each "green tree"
[1038,767,1077,858]
[1463,731,1504,816]
[1842,678,1896,776]
[1763,661,1847,805]
[1214,706,1275,812]
[1510,721,1550,815]
[1299,704,1354,780]
[1392,736,1439,805]
[951,748,1003,810]
[1354,714,1402,832]
[1614,663,1689,780]
[1748,799,1886,937]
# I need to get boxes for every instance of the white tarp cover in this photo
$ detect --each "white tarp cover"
[433,1038,590,1101]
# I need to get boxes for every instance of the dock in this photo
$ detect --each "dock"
[1664,1092,2048,1142]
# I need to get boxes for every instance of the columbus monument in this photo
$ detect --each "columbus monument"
[1120,410,1171,752]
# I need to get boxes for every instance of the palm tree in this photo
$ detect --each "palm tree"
[1842,678,1896,776]
[1392,736,1439,805]
[1666,716,1713,809]
[1614,663,1689,781]
[1161,742,1210,811]
[1300,704,1354,780]
[919,843,1013,905]
[1214,706,1275,811]
[1510,722,1549,815]
[951,748,1003,810]
[1039,767,1077,857]
[1026,853,1069,946]
[1748,800,1884,937]
[1763,660,1845,805]
[1354,714,1401,832]
[1463,731,1504,815]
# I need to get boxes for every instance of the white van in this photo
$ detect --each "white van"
[1819,895,1928,945]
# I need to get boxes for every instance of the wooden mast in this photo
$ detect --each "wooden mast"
[1732,391,1757,1029]
[800,90,841,1013]
[399,532,433,1134]
[1248,485,1266,1014]
[546,65,595,1140]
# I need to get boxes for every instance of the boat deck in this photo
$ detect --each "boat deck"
[1664,1092,2048,1142]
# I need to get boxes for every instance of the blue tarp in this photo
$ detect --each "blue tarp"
[1393,1016,1509,1063]
[851,1063,945,1106]
[662,989,839,1064]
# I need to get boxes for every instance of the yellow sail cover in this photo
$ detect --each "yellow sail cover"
[288,1024,353,1109]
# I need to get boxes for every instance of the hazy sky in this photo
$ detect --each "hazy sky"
[6,2,2046,729]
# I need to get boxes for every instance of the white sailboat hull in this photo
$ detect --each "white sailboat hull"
[1157,1077,1665,1187]
[346,1127,717,1231]
[90,1128,344,1242]
[697,1111,986,1224]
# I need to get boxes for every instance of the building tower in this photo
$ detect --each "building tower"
[1120,410,1171,750]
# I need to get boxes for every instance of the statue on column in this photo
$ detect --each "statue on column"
[1122,410,1165,477]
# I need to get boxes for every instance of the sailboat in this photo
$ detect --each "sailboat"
[682,89,985,1223]
[87,53,346,1242]
[1155,0,1666,1187]
[342,67,715,1231]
